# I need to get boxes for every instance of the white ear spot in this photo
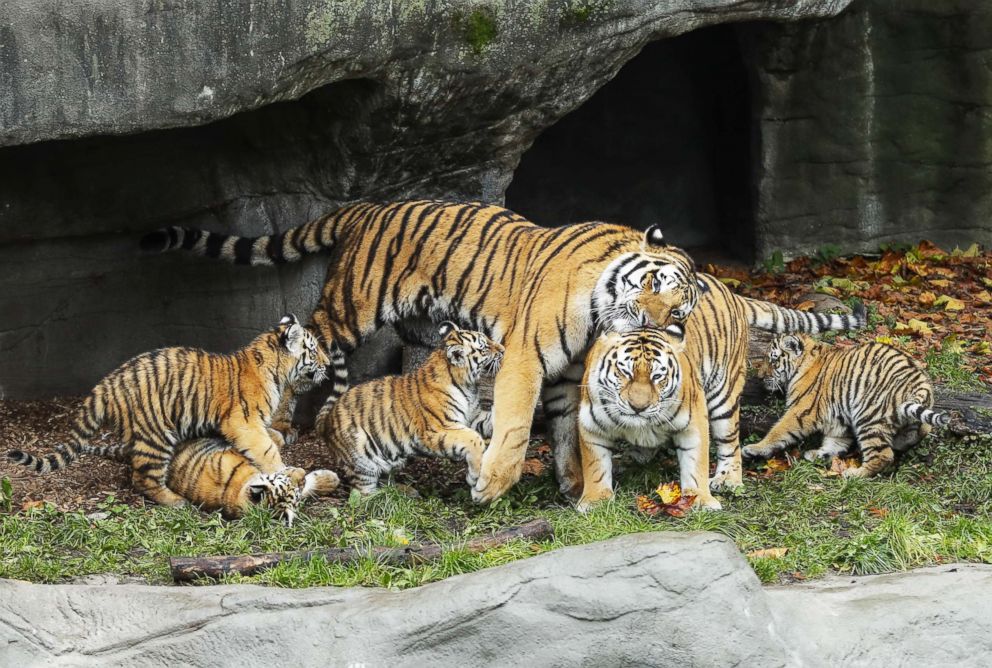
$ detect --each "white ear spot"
[279,314,298,326]
[438,321,458,337]
[645,225,666,247]
[664,323,685,340]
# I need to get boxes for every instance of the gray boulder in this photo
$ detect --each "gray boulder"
[0,532,796,667]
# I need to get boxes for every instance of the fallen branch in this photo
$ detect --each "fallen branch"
[169,518,553,583]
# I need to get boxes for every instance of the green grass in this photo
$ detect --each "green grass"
[1,435,989,587]
[925,348,985,392]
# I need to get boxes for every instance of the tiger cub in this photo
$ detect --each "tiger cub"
[166,436,339,526]
[7,315,329,507]
[742,335,949,478]
[576,323,721,512]
[317,322,504,494]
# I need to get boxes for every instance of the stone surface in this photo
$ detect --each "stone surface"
[1,532,989,666]
[0,532,797,667]
[741,0,992,258]
[767,564,992,666]
[0,1,852,398]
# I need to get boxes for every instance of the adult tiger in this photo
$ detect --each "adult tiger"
[141,200,862,501]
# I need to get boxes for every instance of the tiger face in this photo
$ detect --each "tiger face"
[247,470,303,526]
[438,321,505,381]
[593,324,686,426]
[764,334,810,393]
[595,226,705,333]
[278,315,331,391]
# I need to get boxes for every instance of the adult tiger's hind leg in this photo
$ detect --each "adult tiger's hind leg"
[709,393,744,491]
[130,439,188,507]
[542,363,585,499]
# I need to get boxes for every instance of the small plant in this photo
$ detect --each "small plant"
[761,250,785,274]
[813,244,842,265]
[0,478,12,513]
[456,7,498,55]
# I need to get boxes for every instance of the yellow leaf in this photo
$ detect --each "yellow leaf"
[816,286,840,297]
[982,277,992,289]
[747,547,789,560]
[830,277,856,291]
[942,334,965,354]
[919,291,937,306]
[929,279,952,288]
[934,295,965,311]
[874,335,895,345]
[655,482,682,505]
[893,319,932,336]
[974,290,992,305]
[719,277,741,288]
[972,341,991,355]
[951,243,980,258]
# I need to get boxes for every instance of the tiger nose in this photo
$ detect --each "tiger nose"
[627,383,654,413]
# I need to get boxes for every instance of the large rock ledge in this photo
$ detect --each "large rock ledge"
[1,532,988,666]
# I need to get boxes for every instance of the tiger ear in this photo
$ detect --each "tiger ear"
[278,314,305,354]
[247,475,273,504]
[696,277,709,293]
[438,321,459,338]
[643,225,667,250]
[446,344,468,367]
[781,335,804,357]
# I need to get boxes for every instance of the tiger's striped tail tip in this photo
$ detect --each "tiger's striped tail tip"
[7,449,27,464]
[935,412,952,428]
[851,300,868,328]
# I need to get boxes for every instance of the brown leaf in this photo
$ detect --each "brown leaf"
[522,458,545,477]
[868,507,889,518]
[21,500,46,511]
[795,300,816,311]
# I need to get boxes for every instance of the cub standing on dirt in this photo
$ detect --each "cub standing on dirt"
[575,323,721,512]
[166,437,339,526]
[742,335,950,478]
[316,322,503,494]
[7,315,329,507]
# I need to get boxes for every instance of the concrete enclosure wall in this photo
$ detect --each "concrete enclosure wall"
[2,0,990,398]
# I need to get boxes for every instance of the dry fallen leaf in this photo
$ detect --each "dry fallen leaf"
[893,319,932,337]
[934,295,966,311]
[919,291,937,306]
[656,481,682,505]
[763,457,791,474]
[747,547,789,560]
[522,458,545,477]
[795,300,816,311]
[942,334,966,354]
[21,500,46,511]
[868,507,889,518]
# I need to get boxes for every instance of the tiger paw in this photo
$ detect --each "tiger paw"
[693,493,723,511]
[471,460,523,504]
[803,449,829,462]
[280,427,299,446]
[741,444,771,460]
[304,469,340,497]
[841,466,867,479]
[576,490,614,513]
[709,471,743,492]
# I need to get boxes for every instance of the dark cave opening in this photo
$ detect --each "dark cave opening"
[505,24,755,264]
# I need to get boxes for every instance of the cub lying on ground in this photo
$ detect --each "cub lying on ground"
[317,322,503,494]
[575,323,722,512]
[167,436,338,526]
[743,335,949,478]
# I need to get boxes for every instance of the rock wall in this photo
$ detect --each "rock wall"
[743,0,992,259]
[0,0,852,398]
[1,531,989,666]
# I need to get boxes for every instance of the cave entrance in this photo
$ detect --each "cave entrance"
[505,24,754,264]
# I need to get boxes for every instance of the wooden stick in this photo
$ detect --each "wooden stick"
[169,518,554,583]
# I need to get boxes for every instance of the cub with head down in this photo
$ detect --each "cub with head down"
[7,315,329,507]
[575,323,721,512]
[166,436,338,526]
[317,322,504,493]
[743,335,949,478]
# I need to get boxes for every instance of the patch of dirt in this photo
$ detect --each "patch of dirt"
[0,397,552,514]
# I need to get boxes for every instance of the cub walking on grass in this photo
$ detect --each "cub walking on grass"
[317,322,503,493]
[575,323,721,512]
[742,335,949,478]
[166,436,338,526]
[7,315,329,507]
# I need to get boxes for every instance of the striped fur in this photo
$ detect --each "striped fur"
[141,200,703,503]
[6,315,329,507]
[576,324,721,512]
[141,200,864,502]
[316,322,504,494]
[166,436,338,525]
[743,336,948,478]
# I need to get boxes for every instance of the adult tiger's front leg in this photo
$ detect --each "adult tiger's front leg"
[472,347,544,504]
[541,363,585,499]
